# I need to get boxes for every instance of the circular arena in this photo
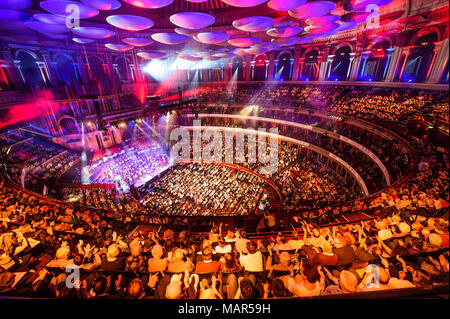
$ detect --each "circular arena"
[0,0,448,302]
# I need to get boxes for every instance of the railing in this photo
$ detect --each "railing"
[191,103,419,175]
[178,124,370,196]
[183,113,392,187]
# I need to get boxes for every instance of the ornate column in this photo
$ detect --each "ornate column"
[313,55,322,81]
[76,55,89,85]
[291,48,302,81]
[289,58,294,80]
[346,52,356,80]
[250,60,255,80]
[112,62,120,81]
[398,46,414,81]
[358,51,371,80]
[14,60,26,84]
[267,52,276,80]
[1,50,24,88]
[349,52,362,81]
[323,54,334,80]
[426,39,448,83]
[318,54,328,81]
[384,46,402,82]
[220,62,225,81]
[104,56,114,81]
[318,44,331,81]
[36,61,50,86]
[109,56,123,93]
[297,57,305,80]
[224,62,232,81]
[382,48,394,80]
[244,55,252,81]
[42,54,58,87]
[129,64,138,83]
[273,59,280,80]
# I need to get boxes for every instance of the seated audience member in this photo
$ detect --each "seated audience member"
[322,269,360,295]
[168,249,194,273]
[101,244,126,272]
[287,263,325,297]
[148,244,168,273]
[126,240,145,272]
[235,230,250,254]
[219,253,241,298]
[332,233,356,267]
[195,246,219,275]
[239,241,264,273]
[127,278,145,299]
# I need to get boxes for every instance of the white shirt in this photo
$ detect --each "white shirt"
[239,251,263,272]
[214,245,232,254]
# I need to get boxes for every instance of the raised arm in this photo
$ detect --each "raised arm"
[323,266,339,285]
[377,236,393,256]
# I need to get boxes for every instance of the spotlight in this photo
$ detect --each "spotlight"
[143,59,168,82]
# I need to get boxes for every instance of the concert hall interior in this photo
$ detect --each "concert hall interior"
[0,0,448,300]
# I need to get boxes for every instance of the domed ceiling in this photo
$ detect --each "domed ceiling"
[0,0,412,63]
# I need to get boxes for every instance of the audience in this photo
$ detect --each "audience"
[0,83,448,299]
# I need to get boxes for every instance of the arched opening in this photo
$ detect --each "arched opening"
[362,40,391,81]
[277,53,292,81]
[253,55,267,81]
[54,54,76,85]
[116,57,131,84]
[17,51,44,86]
[302,50,320,81]
[232,56,244,81]
[88,56,106,83]
[59,116,79,135]
[402,32,438,82]
[329,46,351,81]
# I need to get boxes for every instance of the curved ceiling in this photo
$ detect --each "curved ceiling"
[0,0,444,63]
